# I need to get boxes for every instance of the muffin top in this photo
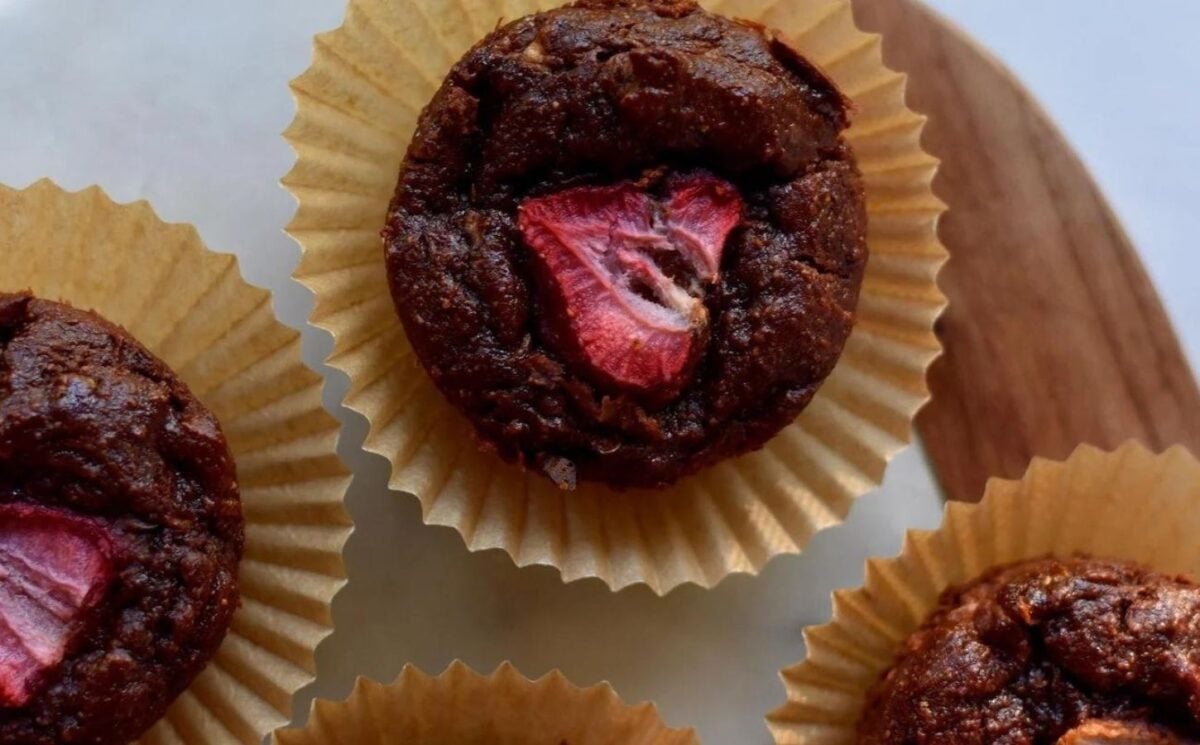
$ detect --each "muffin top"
[385,0,866,489]
[859,557,1200,744]
[0,293,242,745]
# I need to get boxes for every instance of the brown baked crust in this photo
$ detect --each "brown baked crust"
[859,558,1200,744]
[0,293,243,745]
[384,0,866,488]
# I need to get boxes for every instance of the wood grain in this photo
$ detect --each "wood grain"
[853,0,1200,501]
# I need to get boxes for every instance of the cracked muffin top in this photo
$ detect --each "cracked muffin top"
[860,557,1200,745]
[385,0,866,489]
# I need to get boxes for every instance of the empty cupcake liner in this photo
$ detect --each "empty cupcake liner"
[766,441,1200,744]
[271,660,697,745]
[284,0,946,593]
[0,180,353,744]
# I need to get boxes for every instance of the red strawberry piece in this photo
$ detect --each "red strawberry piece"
[0,504,114,708]
[519,173,742,395]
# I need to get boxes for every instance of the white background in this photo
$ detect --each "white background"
[0,2,1197,743]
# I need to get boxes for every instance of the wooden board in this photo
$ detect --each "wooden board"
[853,0,1200,502]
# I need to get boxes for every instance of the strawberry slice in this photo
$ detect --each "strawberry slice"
[0,504,114,708]
[1057,720,1184,745]
[519,173,742,395]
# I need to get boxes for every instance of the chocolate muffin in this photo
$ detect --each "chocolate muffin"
[860,557,1200,744]
[384,0,866,489]
[0,293,242,745]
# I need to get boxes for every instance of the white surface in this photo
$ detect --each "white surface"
[0,2,1196,744]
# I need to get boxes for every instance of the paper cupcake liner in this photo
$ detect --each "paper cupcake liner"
[0,180,353,744]
[766,441,1200,744]
[271,660,697,745]
[284,0,946,593]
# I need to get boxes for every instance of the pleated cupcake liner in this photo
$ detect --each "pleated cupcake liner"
[0,180,353,744]
[284,0,946,593]
[272,660,697,745]
[767,441,1200,744]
